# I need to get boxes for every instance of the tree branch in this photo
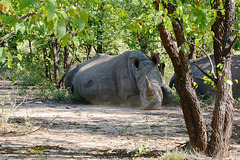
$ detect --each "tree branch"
[186,41,217,79]
[193,61,217,84]
[0,12,38,27]
[228,34,239,52]
[127,18,155,24]
[0,11,35,44]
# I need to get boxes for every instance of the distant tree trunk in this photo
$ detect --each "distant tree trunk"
[52,38,60,88]
[43,46,49,79]
[154,0,208,152]
[137,33,148,54]
[96,29,103,54]
[188,36,195,59]
[59,41,77,88]
[29,40,32,54]
[209,0,235,157]
[64,19,70,70]
[95,2,104,54]
[64,42,70,70]
[85,44,92,60]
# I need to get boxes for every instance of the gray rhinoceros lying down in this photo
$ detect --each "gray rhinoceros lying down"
[169,54,240,99]
[65,51,174,109]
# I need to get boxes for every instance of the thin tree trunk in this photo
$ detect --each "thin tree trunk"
[52,38,60,87]
[85,44,92,60]
[64,19,70,70]
[154,0,208,152]
[209,0,235,157]
[43,47,50,79]
[188,36,195,59]
[64,42,70,70]
[29,40,32,54]
[59,42,77,87]
[137,33,148,54]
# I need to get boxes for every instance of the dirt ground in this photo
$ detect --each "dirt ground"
[0,80,240,159]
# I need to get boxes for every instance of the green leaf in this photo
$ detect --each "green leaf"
[155,16,162,25]
[195,39,200,46]
[0,47,6,63]
[62,34,69,47]
[17,63,23,70]
[19,23,26,34]
[7,61,12,68]
[218,71,222,76]
[4,15,14,25]
[217,63,223,69]
[19,0,36,10]
[46,0,56,21]
[9,17,18,28]
[79,9,88,24]
[8,53,13,61]
[58,19,66,40]
[193,82,198,88]
[77,17,85,32]
[67,6,78,16]
[17,54,23,61]
[72,36,79,47]
[60,11,68,21]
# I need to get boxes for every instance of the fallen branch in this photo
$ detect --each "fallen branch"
[22,115,60,135]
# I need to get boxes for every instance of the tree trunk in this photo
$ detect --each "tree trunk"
[154,0,208,152]
[137,33,148,54]
[64,42,70,70]
[64,20,70,70]
[188,36,195,59]
[85,44,92,60]
[96,30,103,54]
[209,0,235,157]
[43,46,50,79]
[29,40,32,54]
[52,38,60,88]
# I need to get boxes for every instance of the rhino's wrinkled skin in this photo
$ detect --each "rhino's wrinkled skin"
[65,51,174,109]
[169,54,240,99]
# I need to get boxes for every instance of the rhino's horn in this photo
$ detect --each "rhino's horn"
[144,76,153,99]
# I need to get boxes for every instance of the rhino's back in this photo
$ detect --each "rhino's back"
[73,53,132,104]
[231,55,240,97]
[190,54,240,98]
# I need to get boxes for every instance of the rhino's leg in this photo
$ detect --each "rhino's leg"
[161,83,175,105]
[169,75,179,94]
[127,95,141,107]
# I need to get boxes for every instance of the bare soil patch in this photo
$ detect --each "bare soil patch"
[0,80,240,159]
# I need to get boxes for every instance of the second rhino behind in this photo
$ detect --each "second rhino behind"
[169,54,240,99]
[65,51,174,110]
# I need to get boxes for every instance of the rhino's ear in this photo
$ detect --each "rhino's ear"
[151,53,160,66]
[130,57,140,69]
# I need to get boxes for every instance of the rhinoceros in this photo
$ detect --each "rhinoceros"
[169,54,240,99]
[65,51,174,109]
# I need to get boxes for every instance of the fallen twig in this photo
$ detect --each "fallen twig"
[25,115,61,135]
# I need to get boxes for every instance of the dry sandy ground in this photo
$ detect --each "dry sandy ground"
[0,80,240,159]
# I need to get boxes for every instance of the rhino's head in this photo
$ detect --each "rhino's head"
[131,53,164,110]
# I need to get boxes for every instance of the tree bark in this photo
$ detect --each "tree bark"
[209,0,235,157]
[154,0,208,152]
[52,38,60,88]
[85,44,92,60]
[43,46,50,79]
[64,19,70,70]
[64,42,70,70]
